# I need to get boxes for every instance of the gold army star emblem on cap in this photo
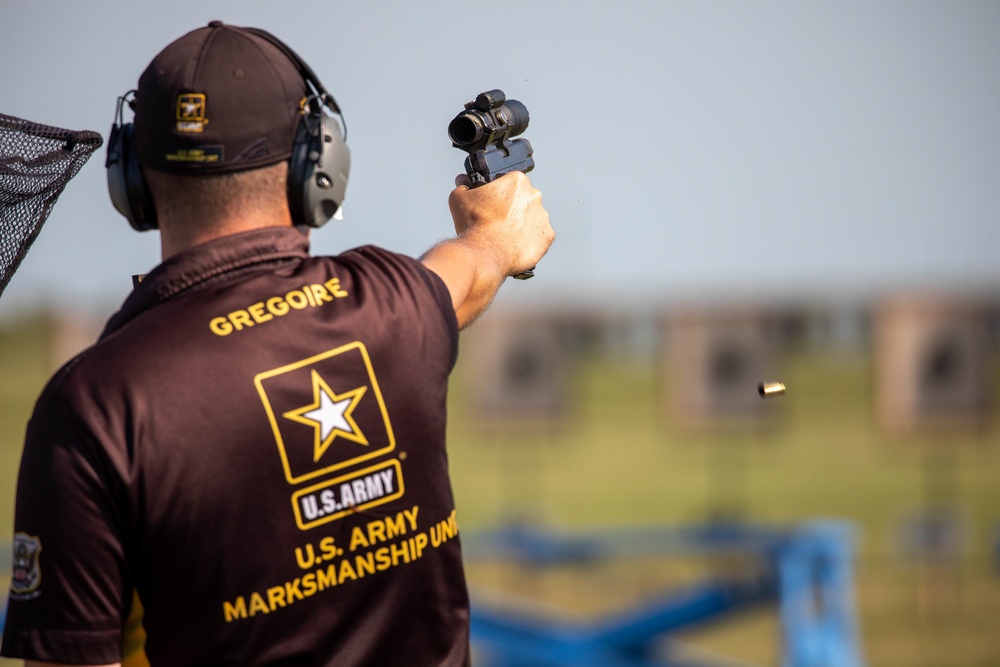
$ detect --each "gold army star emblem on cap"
[175,93,207,132]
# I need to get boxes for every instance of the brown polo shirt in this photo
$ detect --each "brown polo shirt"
[2,227,469,666]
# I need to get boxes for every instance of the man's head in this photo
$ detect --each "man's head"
[135,21,307,176]
[106,21,350,235]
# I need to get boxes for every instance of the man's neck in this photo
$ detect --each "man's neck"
[159,212,294,261]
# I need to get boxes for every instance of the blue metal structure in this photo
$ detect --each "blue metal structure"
[465,522,865,667]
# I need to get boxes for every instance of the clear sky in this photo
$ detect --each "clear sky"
[2,0,999,316]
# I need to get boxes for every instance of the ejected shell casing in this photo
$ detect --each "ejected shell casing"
[758,382,786,398]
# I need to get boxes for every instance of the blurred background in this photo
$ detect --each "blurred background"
[2,1,999,665]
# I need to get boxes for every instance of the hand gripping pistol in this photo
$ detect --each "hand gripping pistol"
[448,89,536,279]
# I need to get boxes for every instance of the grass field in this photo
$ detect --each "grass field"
[1,311,998,666]
[446,323,1000,667]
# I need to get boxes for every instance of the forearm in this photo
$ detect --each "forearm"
[420,233,509,329]
[421,171,553,329]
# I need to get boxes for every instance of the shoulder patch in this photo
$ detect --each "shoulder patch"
[10,532,42,600]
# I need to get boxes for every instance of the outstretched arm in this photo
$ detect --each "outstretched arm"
[420,171,554,329]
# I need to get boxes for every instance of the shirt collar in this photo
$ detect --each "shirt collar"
[102,227,310,337]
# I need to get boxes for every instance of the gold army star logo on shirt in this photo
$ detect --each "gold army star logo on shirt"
[283,370,369,462]
[255,341,396,485]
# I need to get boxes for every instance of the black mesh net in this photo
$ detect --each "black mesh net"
[0,113,104,298]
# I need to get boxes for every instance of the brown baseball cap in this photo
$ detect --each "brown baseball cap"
[135,21,307,174]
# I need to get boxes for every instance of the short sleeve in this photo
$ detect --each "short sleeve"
[1,392,131,664]
[340,246,459,363]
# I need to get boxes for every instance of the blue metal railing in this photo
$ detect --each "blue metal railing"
[465,521,865,667]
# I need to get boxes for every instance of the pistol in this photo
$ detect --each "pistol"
[448,89,536,279]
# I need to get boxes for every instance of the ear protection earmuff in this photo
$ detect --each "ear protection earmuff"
[248,26,350,229]
[105,27,350,232]
[286,92,351,228]
[106,92,157,232]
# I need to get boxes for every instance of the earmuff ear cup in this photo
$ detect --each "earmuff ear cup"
[287,113,350,228]
[106,122,157,231]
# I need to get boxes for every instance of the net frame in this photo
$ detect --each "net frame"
[0,113,104,297]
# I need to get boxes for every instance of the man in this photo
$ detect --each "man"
[1,21,553,667]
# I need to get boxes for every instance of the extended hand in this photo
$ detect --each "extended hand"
[422,171,554,329]
[447,171,553,279]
